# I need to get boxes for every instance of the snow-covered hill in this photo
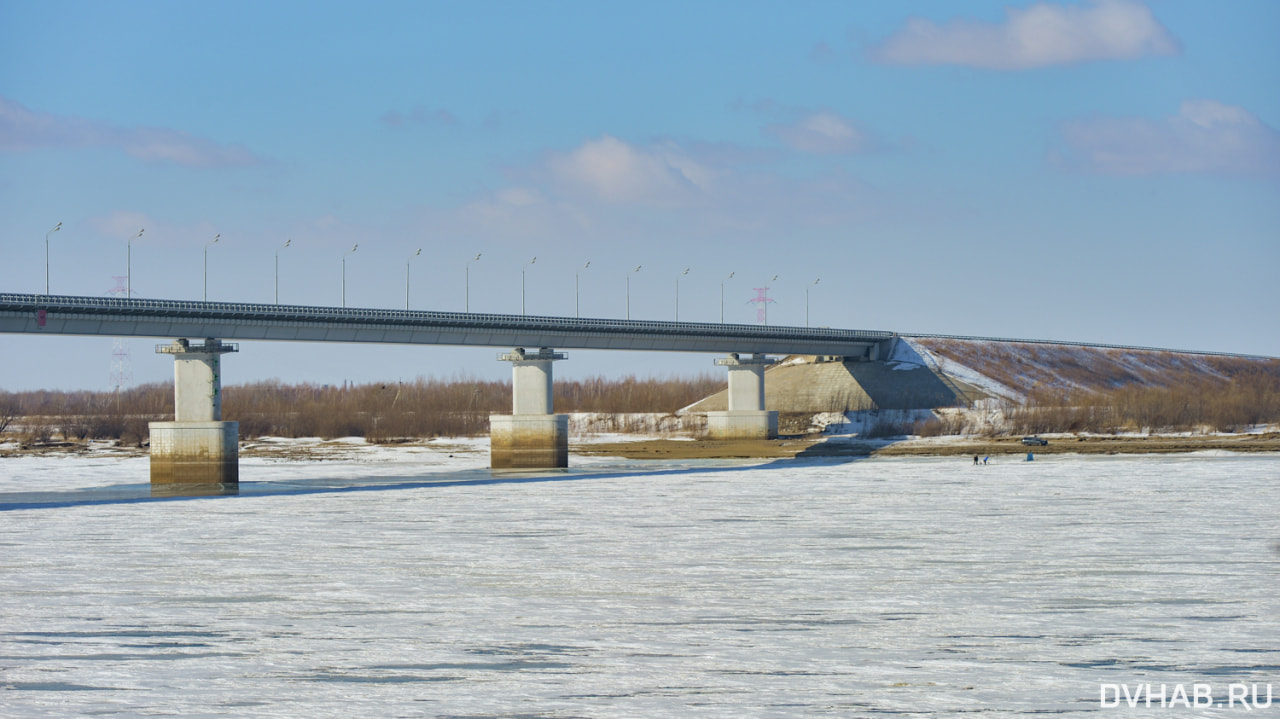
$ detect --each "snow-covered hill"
[907,336,1278,402]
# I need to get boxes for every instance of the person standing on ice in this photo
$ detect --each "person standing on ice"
[974,455,979,465]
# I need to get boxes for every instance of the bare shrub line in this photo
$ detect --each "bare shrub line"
[0,374,724,442]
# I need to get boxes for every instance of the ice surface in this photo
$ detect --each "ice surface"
[1,447,1277,716]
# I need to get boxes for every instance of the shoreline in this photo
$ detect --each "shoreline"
[576,432,1280,459]
[3,432,1278,462]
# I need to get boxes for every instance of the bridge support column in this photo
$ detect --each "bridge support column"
[491,348,568,469]
[149,339,239,493]
[706,353,778,439]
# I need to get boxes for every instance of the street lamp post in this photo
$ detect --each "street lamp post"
[342,243,358,307]
[44,222,61,295]
[203,234,220,301]
[127,228,144,298]
[405,248,422,310]
[274,239,291,303]
[806,278,821,327]
[626,265,642,320]
[675,267,689,321]
[575,261,590,318]
[720,271,734,323]
[465,253,481,312]
[521,256,537,316]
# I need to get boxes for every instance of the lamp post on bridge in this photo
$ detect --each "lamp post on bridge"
[720,271,734,324]
[127,228,144,298]
[341,243,358,308]
[203,234,220,301]
[274,239,291,303]
[521,256,537,316]
[675,267,689,321]
[806,277,820,327]
[626,265,642,320]
[44,222,61,295]
[405,248,421,310]
[465,253,481,312]
[576,261,590,318]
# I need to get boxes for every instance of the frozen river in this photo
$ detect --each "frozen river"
[1,447,1277,716]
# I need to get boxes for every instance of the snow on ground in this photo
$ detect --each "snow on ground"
[910,337,1269,398]
[567,412,703,438]
[0,438,484,494]
[895,338,1022,400]
[1,451,1277,716]
[821,409,936,435]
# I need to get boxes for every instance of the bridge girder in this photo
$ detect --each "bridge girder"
[0,293,895,358]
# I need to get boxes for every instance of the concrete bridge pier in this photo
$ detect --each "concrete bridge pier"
[491,348,569,469]
[149,338,239,493]
[706,353,778,439]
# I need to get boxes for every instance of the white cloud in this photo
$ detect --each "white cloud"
[0,97,261,168]
[88,211,219,246]
[809,41,837,65]
[869,0,1178,70]
[728,97,784,115]
[495,187,543,206]
[89,211,156,240]
[445,135,883,247]
[733,100,880,155]
[380,106,459,128]
[765,111,870,155]
[541,134,716,206]
[1057,100,1280,178]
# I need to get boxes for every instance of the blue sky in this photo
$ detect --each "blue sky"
[2,0,1278,391]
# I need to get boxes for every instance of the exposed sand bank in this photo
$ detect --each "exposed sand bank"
[577,432,1280,459]
[4,432,1278,462]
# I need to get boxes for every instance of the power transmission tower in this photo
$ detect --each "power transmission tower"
[747,284,776,325]
[107,276,133,395]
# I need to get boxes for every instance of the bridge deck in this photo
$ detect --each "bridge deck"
[0,294,896,357]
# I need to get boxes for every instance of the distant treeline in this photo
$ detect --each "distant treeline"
[1004,366,1280,435]
[0,375,724,443]
[4,362,1278,445]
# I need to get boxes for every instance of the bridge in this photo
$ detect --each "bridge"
[0,292,902,485]
[0,293,895,356]
[4,292,1270,487]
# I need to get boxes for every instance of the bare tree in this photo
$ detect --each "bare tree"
[0,393,19,436]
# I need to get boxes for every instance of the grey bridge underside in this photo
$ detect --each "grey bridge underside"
[0,293,897,358]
